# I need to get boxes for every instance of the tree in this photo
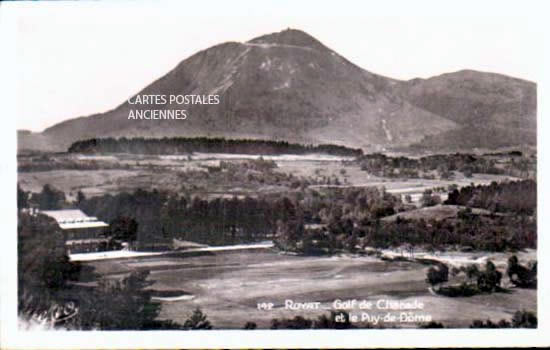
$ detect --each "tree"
[76,270,163,330]
[243,321,257,329]
[76,190,86,206]
[270,315,312,329]
[183,308,212,330]
[17,184,29,209]
[421,189,441,207]
[18,210,185,330]
[314,311,354,329]
[18,213,73,291]
[447,184,458,192]
[470,310,537,328]
[36,184,66,210]
[465,264,480,284]
[506,255,537,288]
[470,319,511,328]
[18,213,82,326]
[420,321,445,328]
[426,263,449,290]
[477,261,502,292]
[511,310,537,328]
[108,216,138,242]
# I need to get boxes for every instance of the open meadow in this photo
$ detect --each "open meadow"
[84,247,536,329]
[18,152,518,204]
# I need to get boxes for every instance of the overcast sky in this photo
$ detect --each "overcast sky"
[7,0,543,131]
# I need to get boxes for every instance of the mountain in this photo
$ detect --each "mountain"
[399,70,537,150]
[18,29,536,152]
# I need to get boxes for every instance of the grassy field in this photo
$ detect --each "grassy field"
[18,152,517,203]
[85,248,536,329]
[380,204,498,222]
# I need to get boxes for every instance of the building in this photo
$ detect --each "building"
[41,209,109,254]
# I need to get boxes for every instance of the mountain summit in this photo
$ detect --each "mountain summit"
[247,28,329,51]
[19,29,536,152]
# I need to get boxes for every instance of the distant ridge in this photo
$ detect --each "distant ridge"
[67,137,363,157]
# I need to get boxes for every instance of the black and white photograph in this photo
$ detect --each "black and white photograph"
[1,0,548,348]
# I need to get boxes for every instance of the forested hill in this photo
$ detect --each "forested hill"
[67,137,363,157]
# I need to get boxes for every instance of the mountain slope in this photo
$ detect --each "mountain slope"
[19,29,535,152]
[399,70,536,150]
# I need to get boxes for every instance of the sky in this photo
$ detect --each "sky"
[6,0,544,131]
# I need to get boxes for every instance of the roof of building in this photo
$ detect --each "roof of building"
[58,221,109,230]
[66,238,110,244]
[40,209,108,230]
[41,209,91,221]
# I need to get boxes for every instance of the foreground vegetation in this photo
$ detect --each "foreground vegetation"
[425,254,536,297]
[18,212,178,329]
[263,309,537,329]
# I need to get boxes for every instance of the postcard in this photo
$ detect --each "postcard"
[1,0,548,348]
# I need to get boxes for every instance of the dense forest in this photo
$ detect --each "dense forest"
[68,137,363,157]
[445,179,536,215]
[78,190,289,248]
[74,185,402,248]
[18,184,405,248]
[281,180,536,254]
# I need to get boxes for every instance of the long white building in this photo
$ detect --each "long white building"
[41,209,109,253]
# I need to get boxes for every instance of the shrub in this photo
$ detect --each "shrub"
[270,315,313,329]
[437,282,479,297]
[476,261,502,292]
[419,321,445,328]
[314,311,355,329]
[511,310,537,328]
[426,263,449,289]
[507,255,537,288]
[183,308,212,330]
[243,321,257,329]
[470,310,536,328]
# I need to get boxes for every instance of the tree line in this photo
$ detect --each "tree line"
[77,189,304,248]
[445,179,536,215]
[266,309,536,329]
[277,180,536,254]
[67,137,363,157]
[355,151,535,179]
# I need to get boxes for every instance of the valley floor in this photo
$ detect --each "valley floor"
[85,248,536,329]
